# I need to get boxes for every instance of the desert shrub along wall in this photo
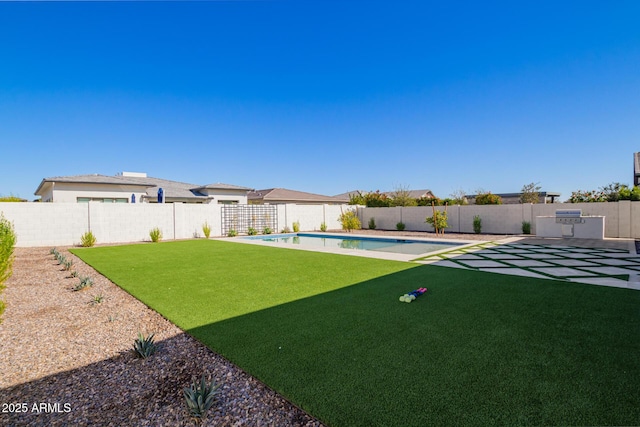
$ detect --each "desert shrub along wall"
[0,214,17,320]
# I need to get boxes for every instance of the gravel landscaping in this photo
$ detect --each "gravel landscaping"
[0,246,324,426]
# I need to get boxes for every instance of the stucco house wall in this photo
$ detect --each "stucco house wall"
[40,182,150,203]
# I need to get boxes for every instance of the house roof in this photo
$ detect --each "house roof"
[35,174,251,201]
[402,189,435,199]
[34,174,156,195]
[249,188,346,203]
[194,182,254,191]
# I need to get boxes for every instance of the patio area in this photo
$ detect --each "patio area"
[417,237,640,290]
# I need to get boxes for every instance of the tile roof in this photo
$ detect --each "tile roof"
[249,188,346,203]
[35,174,251,200]
[195,183,254,191]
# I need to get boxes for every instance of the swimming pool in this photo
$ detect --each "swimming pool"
[244,233,462,256]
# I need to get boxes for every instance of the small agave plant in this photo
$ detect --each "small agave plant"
[184,374,221,421]
[73,276,93,291]
[133,332,157,359]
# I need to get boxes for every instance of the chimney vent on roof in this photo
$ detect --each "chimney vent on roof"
[120,171,147,178]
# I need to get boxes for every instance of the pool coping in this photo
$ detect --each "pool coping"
[218,232,483,262]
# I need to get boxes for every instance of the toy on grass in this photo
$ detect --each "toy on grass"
[399,287,427,303]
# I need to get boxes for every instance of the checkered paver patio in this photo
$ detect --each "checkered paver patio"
[417,240,640,290]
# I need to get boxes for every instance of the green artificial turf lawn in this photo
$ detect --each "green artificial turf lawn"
[72,240,640,426]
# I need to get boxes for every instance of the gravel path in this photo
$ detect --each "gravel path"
[0,247,324,427]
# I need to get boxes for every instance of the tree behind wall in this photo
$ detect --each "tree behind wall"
[390,184,417,207]
[475,192,502,205]
[520,182,541,204]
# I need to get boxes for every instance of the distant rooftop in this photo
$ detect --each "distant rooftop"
[35,173,252,201]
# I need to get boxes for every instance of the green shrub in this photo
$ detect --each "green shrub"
[263,227,272,235]
[227,229,238,237]
[292,221,300,232]
[320,222,328,232]
[348,191,366,205]
[247,227,258,236]
[617,185,640,201]
[425,210,448,235]
[338,209,361,233]
[396,221,405,231]
[202,222,211,239]
[362,191,392,207]
[149,227,162,243]
[569,190,607,203]
[0,214,15,321]
[281,226,291,234]
[522,221,531,234]
[416,196,443,206]
[368,218,376,230]
[473,215,482,234]
[133,332,157,359]
[184,374,221,421]
[0,196,24,202]
[80,231,97,247]
[475,193,502,205]
[62,259,73,271]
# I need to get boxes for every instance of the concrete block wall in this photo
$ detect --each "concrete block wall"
[459,205,527,235]
[176,203,221,239]
[276,204,345,232]
[89,203,174,243]
[0,203,354,247]
[0,203,89,247]
[3,201,639,247]
[359,202,640,238]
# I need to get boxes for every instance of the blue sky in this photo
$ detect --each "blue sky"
[1,1,639,201]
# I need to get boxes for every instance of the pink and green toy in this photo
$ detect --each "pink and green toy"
[399,287,427,303]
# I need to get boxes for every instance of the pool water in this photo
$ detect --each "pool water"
[245,233,461,255]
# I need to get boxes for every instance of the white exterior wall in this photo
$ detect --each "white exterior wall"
[49,182,149,203]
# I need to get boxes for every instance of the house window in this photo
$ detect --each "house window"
[77,197,129,203]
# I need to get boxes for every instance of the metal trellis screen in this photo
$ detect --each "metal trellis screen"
[221,204,278,236]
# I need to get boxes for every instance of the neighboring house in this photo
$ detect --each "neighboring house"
[248,188,348,205]
[634,152,640,187]
[34,172,252,204]
[466,191,561,205]
[399,189,436,199]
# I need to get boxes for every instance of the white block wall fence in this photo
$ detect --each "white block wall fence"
[0,202,350,247]
[1,201,638,247]
[357,201,640,239]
